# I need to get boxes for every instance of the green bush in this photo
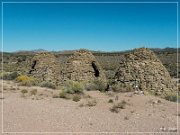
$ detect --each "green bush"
[64,81,84,94]
[0,72,19,80]
[164,92,180,102]
[85,80,107,91]
[59,90,69,99]
[84,82,96,91]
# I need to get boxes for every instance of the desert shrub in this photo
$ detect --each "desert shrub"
[39,81,56,89]
[63,80,84,94]
[86,99,97,107]
[84,82,96,91]
[85,80,107,91]
[0,71,19,80]
[108,99,114,103]
[59,90,70,99]
[79,103,84,107]
[72,94,81,102]
[21,89,28,97]
[110,105,119,113]
[111,83,133,92]
[52,92,60,98]
[164,92,180,102]
[52,94,59,98]
[93,80,107,91]
[59,91,66,98]
[16,75,37,86]
[124,116,129,120]
[105,70,115,79]
[83,94,92,99]
[110,100,127,113]
[30,89,37,96]
[110,83,122,92]
[117,100,127,109]
[21,89,28,94]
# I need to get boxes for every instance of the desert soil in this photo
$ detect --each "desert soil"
[0,80,179,135]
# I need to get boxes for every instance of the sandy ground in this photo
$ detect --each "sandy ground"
[0,80,179,135]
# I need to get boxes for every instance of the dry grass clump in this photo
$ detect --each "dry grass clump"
[110,83,133,92]
[30,89,37,96]
[39,81,56,89]
[59,90,70,99]
[16,75,37,86]
[86,99,97,107]
[63,80,84,94]
[85,79,107,91]
[21,89,28,97]
[110,100,127,113]
[124,116,129,120]
[108,99,114,103]
[52,94,59,98]
[72,94,81,102]
[79,98,97,107]
[59,81,84,101]
[83,94,92,99]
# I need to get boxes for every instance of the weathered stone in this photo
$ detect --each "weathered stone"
[62,49,107,83]
[114,48,176,95]
[28,52,61,85]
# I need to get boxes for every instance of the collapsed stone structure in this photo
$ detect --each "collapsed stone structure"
[28,50,107,86]
[61,49,107,83]
[28,48,175,95]
[114,48,175,95]
[28,52,61,85]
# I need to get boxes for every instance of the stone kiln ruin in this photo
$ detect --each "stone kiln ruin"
[62,49,107,83]
[28,52,61,85]
[114,48,175,95]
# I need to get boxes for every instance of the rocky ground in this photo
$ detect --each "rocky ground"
[0,80,179,135]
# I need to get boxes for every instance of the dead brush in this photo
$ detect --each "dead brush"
[110,100,127,113]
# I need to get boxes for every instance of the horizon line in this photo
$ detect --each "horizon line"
[2,47,179,53]
[2,2,179,4]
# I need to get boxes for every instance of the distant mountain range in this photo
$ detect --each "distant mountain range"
[8,47,179,54]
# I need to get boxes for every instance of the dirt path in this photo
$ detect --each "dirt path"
[0,81,179,135]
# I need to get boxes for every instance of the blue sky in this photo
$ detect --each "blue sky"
[1,0,178,52]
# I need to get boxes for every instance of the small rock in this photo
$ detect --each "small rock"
[125,93,133,97]
[139,91,144,95]
[168,127,177,132]
[134,91,139,94]
[160,126,167,132]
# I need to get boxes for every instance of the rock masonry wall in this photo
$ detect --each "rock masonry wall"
[114,48,176,95]
[28,52,61,85]
[61,49,107,83]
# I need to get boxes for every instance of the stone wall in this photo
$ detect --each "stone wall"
[114,48,176,95]
[61,49,107,83]
[28,52,61,85]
